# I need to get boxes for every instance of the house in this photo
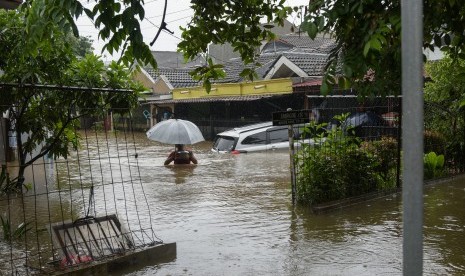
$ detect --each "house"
[135,33,337,139]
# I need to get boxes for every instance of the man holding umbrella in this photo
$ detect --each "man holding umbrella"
[164,144,198,165]
[146,118,204,165]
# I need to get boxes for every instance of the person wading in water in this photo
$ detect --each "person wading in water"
[164,144,198,165]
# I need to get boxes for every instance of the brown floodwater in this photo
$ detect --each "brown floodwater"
[126,134,465,275]
[2,132,465,275]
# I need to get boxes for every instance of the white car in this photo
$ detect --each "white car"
[211,121,316,153]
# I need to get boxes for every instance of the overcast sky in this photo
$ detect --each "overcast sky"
[77,0,310,61]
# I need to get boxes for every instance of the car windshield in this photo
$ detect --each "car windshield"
[213,136,236,152]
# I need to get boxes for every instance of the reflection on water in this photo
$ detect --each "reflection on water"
[2,132,465,275]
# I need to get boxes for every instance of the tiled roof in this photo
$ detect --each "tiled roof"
[219,51,328,81]
[151,51,205,69]
[277,35,336,54]
[145,67,200,88]
[283,52,328,76]
[144,34,336,87]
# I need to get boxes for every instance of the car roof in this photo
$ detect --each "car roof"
[218,121,273,136]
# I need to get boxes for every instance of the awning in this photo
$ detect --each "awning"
[292,79,322,87]
[147,94,284,104]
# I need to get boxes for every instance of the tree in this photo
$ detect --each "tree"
[22,0,293,90]
[67,34,94,58]
[424,57,465,171]
[22,0,156,68]
[178,1,292,90]
[299,0,465,95]
[0,10,144,188]
[21,0,465,95]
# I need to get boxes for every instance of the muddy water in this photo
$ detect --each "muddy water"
[121,134,465,275]
[3,132,465,275]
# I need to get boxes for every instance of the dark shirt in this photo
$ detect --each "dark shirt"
[174,150,191,164]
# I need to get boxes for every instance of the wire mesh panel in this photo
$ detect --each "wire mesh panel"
[48,215,135,267]
[293,96,402,208]
[424,101,465,175]
[0,84,164,275]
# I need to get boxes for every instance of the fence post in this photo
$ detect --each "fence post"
[402,0,424,275]
[287,108,297,205]
[396,100,402,189]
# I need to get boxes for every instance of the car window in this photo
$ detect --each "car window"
[267,128,289,144]
[241,131,267,145]
[213,136,236,151]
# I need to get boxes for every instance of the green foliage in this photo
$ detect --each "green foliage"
[66,34,94,58]
[424,57,465,171]
[425,57,465,111]
[0,9,73,84]
[295,118,398,205]
[0,10,144,186]
[424,130,446,156]
[361,137,399,185]
[179,0,292,90]
[0,216,31,243]
[22,0,156,69]
[424,152,445,180]
[0,166,22,195]
[301,0,401,96]
[18,0,465,96]
[189,57,226,92]
[300,0,465,96]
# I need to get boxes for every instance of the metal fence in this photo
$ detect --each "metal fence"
[0,84,165,274]
[292,97,402,207]
[292,96,465,208]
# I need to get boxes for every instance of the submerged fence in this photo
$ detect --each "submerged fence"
[0,84,164,274]
[292,96,465,207]
[293,96,402,206]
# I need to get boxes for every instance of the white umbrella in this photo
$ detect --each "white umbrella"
[146,119,205,145]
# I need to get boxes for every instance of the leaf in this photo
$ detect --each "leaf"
[436,154,445,168]
[451,34,462,46]
[321,80,329,96]
[307,22,318,39]
[363,40,371,56]
[370,37,381,51]
[459,99,465,109]
[343,65,353,78]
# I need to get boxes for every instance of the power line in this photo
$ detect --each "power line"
[146,7,192,20]
[166,15,192,24]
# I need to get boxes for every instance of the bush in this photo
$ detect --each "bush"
[424,130,446,155]
[295,117,397,205]
[424,151,445,179]
[361,136,398,186]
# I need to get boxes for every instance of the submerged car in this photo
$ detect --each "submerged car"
[212,121,315,153]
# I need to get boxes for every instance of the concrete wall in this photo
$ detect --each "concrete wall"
[172,78,293,100]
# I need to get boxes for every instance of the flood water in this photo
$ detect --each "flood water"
[3,132,465,275]
[126,134,464,275]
